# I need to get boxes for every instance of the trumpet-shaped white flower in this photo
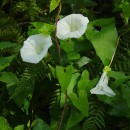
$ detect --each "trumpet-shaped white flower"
[90,71,116,97]
[56,14,89,39]
[20,34,52,63]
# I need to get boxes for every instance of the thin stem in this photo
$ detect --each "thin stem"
[108,27,130,67]
[55,2,62,64]
[58,91,68,130]
[54,2,68,129]
[108,36,120,67]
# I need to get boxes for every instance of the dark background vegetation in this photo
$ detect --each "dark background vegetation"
[0,0,130,130]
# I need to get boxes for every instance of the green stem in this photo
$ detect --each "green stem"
[108,27,130,67]
[108,36,120,67]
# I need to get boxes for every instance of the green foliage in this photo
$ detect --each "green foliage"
[0,55,16,71]
[0,13,23,43]
[66,108,84,130]
[83,97,105,130]
[0,72,18,84]
[76,56,91,68]
[86,18,118,65]
[56,65,73,93]
[28,22,55,35]
[49,0,61,12]
[122,2,130,23]
[77,70,90,92]
[114,0,130,24]
[69,90,89,116]
[31,118,50,130]
[0,116,12,130]
[121,85,130,109]
[0,116,24,130]
[7,63,47,107]
[0,42,17,50]
[15,0,42,21]
[7,69,35,107]
[14,125,24,130]
[0,0,130,130]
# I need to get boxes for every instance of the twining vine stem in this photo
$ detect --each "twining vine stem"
[54,2,68,130]
[58,91,68,130]
[55,2,62,64]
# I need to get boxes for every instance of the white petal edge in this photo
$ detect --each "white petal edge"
[56,14,89,39]
[90,72,116,97]
[20,34,52,63]
[90,84,116,97]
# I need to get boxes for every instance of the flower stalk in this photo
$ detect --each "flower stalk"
[90,66,116,97]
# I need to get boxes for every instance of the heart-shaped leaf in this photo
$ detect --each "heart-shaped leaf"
[86,18,118,65]
[69,90,89,116]
[56,65,73,93]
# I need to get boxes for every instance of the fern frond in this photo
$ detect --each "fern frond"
[113,30,130,75]
[14,0,42,21]
[49,89,60,110]
[8,68,34,106]
[49,88,61,120]
[8,62,48,107]
[0,12,23,43]
[83,96,105,130]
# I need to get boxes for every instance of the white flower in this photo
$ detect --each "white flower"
[56,14,89,39]
[20,34,52,63]
[90,71,116,97]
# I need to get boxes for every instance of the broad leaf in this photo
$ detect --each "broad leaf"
[14,125,24,130]
[49,0,61,12]
[77,56,91,68]
[67,52,80,61]
[78,70,90,92]
[86,18,118,65]
[66,109,84,130]
[0,72,18,84]
[50,121,58,130]
[60,40,75,53]
[0,116,12,130]
[28,22,54,35]
[108,71,127,88]
[69,90,89,116]
[108,100,130,117]
[60,39,92,53]
[56,65,73,93]
[67,73,80,96]
[0,55,16,71]
[32,118,50,130]
[0,42,17,50]
[59,72,80,106]
[122,2,130,24]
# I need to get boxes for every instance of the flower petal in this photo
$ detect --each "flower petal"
[90,84,115,97]
[90,71,116,97]
[56,14,89,39]
[102,85,116,97]
[90,86,106,95]
[20,34,52,63]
